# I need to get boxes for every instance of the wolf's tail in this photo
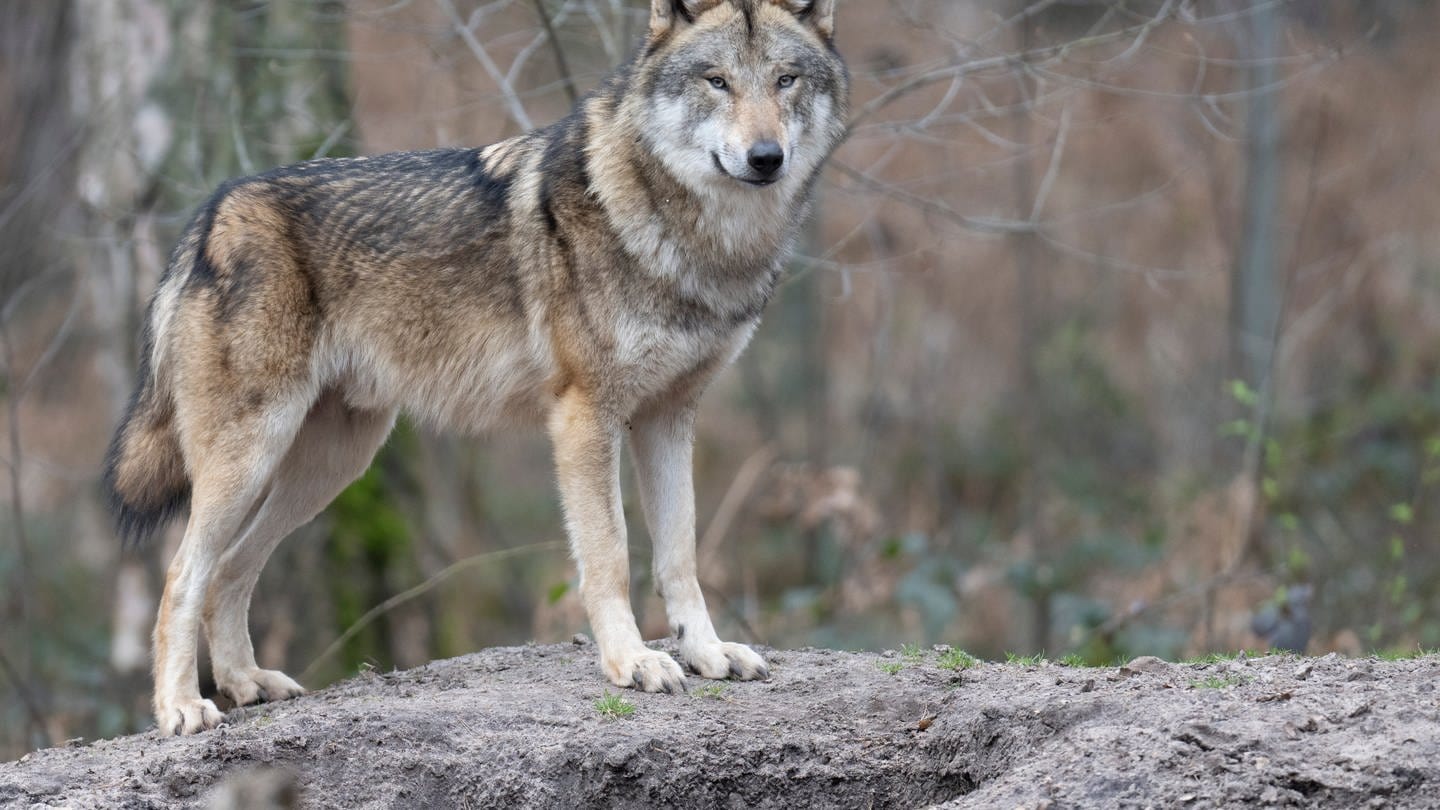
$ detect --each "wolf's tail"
[103,269,191,547]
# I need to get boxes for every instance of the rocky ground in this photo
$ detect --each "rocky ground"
[2,642,1437,808]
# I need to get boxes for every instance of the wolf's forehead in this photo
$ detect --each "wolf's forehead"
[690,3,820,52]
[683,14,823,69]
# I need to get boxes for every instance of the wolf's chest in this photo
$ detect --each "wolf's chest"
[613,314,714,377]
[606,310,754,402]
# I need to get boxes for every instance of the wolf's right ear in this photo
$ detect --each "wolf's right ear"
[648,0,725,41]
[772,0,837,40]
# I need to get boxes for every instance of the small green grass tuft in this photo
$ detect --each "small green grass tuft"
[1373,646,1439,661]
[900,643,926,662]
[876,660,904,675]
[938,649,980,671]
[693,683,729,699]
[1005,651,1045,666]
[1059,653,1089,667]
[1187,652,1236,664]
[1190,673,1245,689]
[594,691,636,719]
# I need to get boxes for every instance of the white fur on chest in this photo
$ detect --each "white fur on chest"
[612,312,756,402]
[613,312,712,383]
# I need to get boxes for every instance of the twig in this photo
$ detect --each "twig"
[230,91,255,175]
[435,0,535,131]
[0,647,48,743]
[1029,102,1071,222]
[0,323,35,704]
[1074,568,1271,651]
[1224,99,1332,577]
[1102,0,1175,65]
[699,580,766,646]
[697,444,777,571]
[300,541,565,682]
[310,120,352,160]
[847,54,1015,131]
[830,160,1033,235]
[847,2,1199,133]
[531,0,578,106]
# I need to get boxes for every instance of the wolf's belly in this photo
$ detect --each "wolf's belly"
[318,316,557,432]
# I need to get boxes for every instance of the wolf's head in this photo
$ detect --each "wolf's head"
[634,0,848,194]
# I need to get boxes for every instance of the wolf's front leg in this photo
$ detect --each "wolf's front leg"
[550,389,686,693]
[630,405,769,682]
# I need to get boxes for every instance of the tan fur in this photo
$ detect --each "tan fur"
[105,0,848,734]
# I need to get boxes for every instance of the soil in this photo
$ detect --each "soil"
[2,642,1437,809]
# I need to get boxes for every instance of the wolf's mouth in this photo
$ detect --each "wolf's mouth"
[711,153,777,187]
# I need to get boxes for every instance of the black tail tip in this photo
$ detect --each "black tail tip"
[103,469,189,549]
[113,503,177,549]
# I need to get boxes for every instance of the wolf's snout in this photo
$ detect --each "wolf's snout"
[747,141,785,177]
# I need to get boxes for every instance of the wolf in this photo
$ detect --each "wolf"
[103,0,848,736]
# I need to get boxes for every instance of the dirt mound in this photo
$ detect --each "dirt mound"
[2,643,1437,808]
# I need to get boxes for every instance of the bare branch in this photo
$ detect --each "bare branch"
[532,0,579,106]
[301,541,566,682]
[698,444,777,572]
[435,0,536,131]
[0,647,49,746]
[830,160,1034,235]
[1029,102,1072,222]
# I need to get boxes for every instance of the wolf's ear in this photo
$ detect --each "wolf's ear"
[648,0,726,40]
[771,0,837,40]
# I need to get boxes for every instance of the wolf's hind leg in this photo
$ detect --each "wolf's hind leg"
[630,405,768,682]
[204,390,396,707]
[551,389,687,694]
[153,400,309,736]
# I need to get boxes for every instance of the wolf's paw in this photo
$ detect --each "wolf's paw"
[157,697,224,737]
[604,648,687,694]
[216,668,305,707]
[683,641,770,681]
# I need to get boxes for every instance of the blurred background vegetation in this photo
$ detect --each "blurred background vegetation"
[3,0,1439,757]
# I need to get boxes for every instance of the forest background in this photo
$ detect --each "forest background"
[3,0,1438,757]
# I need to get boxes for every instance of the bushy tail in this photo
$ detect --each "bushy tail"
[103,285,191,546]
[103,369,189,546]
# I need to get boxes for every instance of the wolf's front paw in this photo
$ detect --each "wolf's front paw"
[157,697,224,737]
[216,667,305,707]
[683,641,770,681]
[603,647,687,694]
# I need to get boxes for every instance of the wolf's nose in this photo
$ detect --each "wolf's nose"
[747,141,785,177]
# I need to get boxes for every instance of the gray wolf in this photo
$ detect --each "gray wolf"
[103,0,848,736]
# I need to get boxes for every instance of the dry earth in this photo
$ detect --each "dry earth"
[2,642,1437,809]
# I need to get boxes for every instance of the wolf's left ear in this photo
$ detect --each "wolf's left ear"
[771,0,837,40]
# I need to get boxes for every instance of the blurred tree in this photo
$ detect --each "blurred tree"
[1230,1,1284,400]
[1,0,77,753]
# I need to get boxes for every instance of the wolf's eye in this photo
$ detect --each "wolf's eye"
[777,75,797,89]
[707,76,728,90]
